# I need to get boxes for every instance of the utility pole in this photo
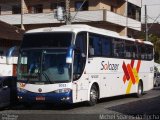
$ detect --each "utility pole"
[125,0,128,37]
[145,5,148,41]
[65,0,71,25]
[21,0,25,30]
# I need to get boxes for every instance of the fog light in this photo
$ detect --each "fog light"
[66,97,70,100]
[18,96,23,99]
[61,97,70,101]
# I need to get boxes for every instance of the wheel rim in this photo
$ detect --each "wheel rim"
[138,84,142,95]
[90,87,98,103]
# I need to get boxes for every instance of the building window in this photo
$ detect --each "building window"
[28,4,43,13]
[128,3,141,21]
[111,5,117,13]
[50,3,57,10]
[75,1,88,11]
[50,2,65,10]
[12,5,21,14]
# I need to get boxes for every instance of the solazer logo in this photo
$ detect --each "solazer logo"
[101,61,119,71]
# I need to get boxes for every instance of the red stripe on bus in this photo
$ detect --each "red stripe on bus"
[136,60,141,72]
[131,60,134,68]
[127,64,136,84]
[122,62,130,82]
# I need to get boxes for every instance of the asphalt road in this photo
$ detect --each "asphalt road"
[0,87,160,120]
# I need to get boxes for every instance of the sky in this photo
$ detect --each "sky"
[141,0,160,23]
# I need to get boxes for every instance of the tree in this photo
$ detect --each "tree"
[148,34,160,63]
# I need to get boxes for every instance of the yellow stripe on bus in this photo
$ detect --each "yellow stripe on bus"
[132,68,140,84]
[126,80,132,94]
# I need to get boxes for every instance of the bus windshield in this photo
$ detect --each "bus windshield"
[18,49,71,84]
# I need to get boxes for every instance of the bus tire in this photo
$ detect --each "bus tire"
[136,81,143,98]
[87,84,99,106]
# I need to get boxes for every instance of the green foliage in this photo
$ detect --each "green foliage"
[148,34,160,63]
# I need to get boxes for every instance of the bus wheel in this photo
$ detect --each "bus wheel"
[136,81,143,98]
[87,84,98,106]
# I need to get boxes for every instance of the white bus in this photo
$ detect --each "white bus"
[12,25,154,106]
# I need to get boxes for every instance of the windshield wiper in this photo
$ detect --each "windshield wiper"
[42,72,53,84]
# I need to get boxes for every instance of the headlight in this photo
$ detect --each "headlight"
[55,88,71,93]
[17,87,27,93]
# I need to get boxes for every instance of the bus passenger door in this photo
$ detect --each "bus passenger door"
[72,32,88,103]
[72,50,89,103]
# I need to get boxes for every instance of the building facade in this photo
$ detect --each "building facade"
[0,20,24,76]
[0,0,142,37]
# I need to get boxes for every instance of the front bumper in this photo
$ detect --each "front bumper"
[17,91,72,104]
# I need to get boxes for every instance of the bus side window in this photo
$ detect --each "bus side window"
[89,33,102,57]
[102,37,111,57]
[132,45,138,59]
[113,39,125,58]
[89,36,95,56]
[146,45,153,60]
[138,44,147,60]
[125,41,138,59]
[89,45,94,56]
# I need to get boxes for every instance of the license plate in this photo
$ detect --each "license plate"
[36,96,45,101]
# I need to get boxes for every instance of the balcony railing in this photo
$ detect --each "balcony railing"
[0,10,141,31]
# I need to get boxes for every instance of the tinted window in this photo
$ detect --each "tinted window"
[28,4,43,13]
[113,39,125,58]
[146,45,153,60]
[22,33,73,48]
[87,33,153,61]
[138,44,147,60]
[137,44,153,61]
[12,5,21,14]
[128,3,141,21]
[89,34,102,56]
[125,41,138,59]
[75,1,88,11]
[102,37,112,57]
